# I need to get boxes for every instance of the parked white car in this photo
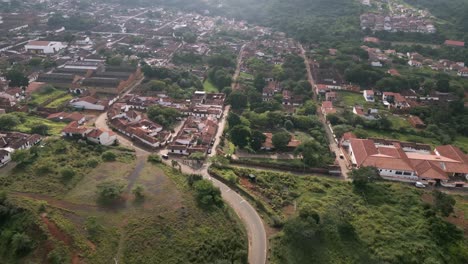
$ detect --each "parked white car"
[415,182,426,188]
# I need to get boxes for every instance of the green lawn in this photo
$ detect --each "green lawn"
[239,72,253,80]
[30,90,67,106]
[203,79,219,92]
[337,91,367,107]
[11,113,67,135]
[45,94,73,108]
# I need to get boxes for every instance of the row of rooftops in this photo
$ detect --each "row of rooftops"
[346,135,468,181]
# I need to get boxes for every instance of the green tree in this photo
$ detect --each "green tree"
[284,120,294,130]
[107,55,123,66]
[193,179,223,209]
[11,149,33,165]
[295,140,326,167]
[6,69,29,87]
[349,166,381,191]
[0,114,20,130]
[30,124,49,135]
[11,233,33,256]
[96,181,124,204]
[230,125,251,148]
[432,190,456,217]
[272,131,291,150]
[227,112,242,128]
[250,130,266,151]
[228,91,248,110]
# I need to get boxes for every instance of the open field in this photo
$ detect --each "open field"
[0,140,247,263]
[29,90,67,106]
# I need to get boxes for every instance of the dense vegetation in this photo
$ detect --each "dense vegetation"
[141,66,203,99]
[212,167,468,264]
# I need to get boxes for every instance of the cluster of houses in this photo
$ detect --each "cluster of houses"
[262,81,304,108]
[108,103,171,149]
[360,2,435,34]
[242,36,300,68]
[61,121,117,146]
[361,40,468,77]
[0,132,42,167]
[102,91,226,153]
[341,133,468,187]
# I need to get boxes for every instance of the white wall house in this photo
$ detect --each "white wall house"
[25,41,66,54]
[363,90,375,102]
[70,98,106,111]
[86,129,117,146]
[0,149,12,167]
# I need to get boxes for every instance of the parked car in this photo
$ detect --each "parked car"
[161,154,169,160]
[415,182,426,188]
[207,149,212,154]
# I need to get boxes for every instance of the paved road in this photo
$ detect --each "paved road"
[96,106,267,264]
[299,44,350,179]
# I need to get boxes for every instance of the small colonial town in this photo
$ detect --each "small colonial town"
[0,0,467,263]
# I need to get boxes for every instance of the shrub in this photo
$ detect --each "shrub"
[85,216,103,242]
[101,151,117,162]
[60,167,76,181]
[86,158,99,168]
[47,242,71,264]
[11,233,33,256]
[147,154,162,163]
[193,179,223,209]
[96,181,124,204]
[132,185,145,200]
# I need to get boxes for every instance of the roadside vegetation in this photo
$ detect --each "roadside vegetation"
[210,166,468,264]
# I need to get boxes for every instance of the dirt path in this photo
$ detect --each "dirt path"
[40,213,80,264]
[125,158,146,193]
[12,192,98,212]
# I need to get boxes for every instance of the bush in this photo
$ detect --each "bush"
[11,233,33,256]
[101,151,117,162]
[86,158,99,168]
[147,154,162,163]
[96,181,124,204]
[85,216,103,242]
[132,185,145,200]
[193,179,223,209]
[47,242,71,264]
[60,167,76,181]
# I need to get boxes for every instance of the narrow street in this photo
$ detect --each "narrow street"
[299,43,350,179]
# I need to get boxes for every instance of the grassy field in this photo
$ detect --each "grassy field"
[29,90,67,106]
[45,94,73,108]
[386,114,412,129]
[212,167,468,264]
[0,140,247,263]
[11,113,67,135]
[203,79,219,92]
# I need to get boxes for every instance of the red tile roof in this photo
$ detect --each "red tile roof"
[444,40,465,47]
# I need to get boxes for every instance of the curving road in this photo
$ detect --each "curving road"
[95,107,267,264]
